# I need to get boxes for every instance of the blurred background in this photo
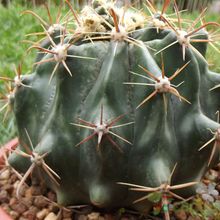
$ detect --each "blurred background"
[1,0,218,11]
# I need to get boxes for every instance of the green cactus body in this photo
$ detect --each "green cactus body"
[7,0,220,212]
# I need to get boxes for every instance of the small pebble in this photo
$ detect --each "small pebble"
[36,208,49,220]
[22,206,38,220]
[19,217,29,220]
[11,202,27,214]
[30,185,42,196]
[45,212,58,220]
[0,190,9,203]
[33,195,48,208]
[3,183,13,194]
[175,210,187,220]
[1,203,11,213]
[0,169,10,180]
[25,187,33,198]
[48,203,59,213]
[62,209,72,218]
[10,173,20,184]
[77,215,87,220]
[0,179,8,186]
[9,197,17,206]
[9,210,20,219]
[13,180,20,189]
[88,212,100,220]
[205,169,218,181]
[21,196,33,207]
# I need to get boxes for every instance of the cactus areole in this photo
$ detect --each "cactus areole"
[6,0,220,213]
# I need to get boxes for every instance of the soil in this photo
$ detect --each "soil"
[1,160,220,220]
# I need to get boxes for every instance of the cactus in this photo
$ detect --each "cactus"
[2,0,220,217]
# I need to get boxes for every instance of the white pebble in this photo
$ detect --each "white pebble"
[44,212,58,220]
[36,208,49,220]
[0,169,10,180]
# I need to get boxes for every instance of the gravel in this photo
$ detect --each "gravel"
[1,162,220,220]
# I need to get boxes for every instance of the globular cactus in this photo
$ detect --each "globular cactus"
[2,0,220,217]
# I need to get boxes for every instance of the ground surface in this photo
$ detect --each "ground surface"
[1,161,220,220]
